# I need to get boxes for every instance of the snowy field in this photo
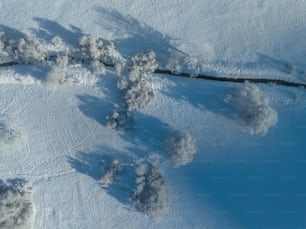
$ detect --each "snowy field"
[0,1,306,229]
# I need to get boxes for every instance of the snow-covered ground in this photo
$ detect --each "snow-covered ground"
[0,1,306,229]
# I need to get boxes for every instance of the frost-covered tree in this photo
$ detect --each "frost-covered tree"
[106,104,132,131]
[0,32,46,64]
[107,51,158,131]
[118,75,154,111]
[100,158,122,187]
[132,160,169,219]
[78,35,124,74]
[165,132,197,168]
[130,51,158,75]
[0,179,34,229]
[16,38,46,63]
[226,83,278,135]
[117,51,157,112]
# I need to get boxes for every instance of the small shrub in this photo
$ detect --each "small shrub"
[132,161,169,219]
[0,123,18,144]
[0,119,22,149]
[165,132,197,168]
[226,83,278,135]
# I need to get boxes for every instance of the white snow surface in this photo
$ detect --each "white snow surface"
[0,1,306,229]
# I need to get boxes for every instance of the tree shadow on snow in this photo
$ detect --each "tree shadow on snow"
[256,52,304,76]
[67,149,137,207]
[95,7,184,67]
[161,75,234,119]
[76,94,112,126]
[177,149,306,229]
[11,64,51,80]
[76,73,125,126]
[31,17,84,45]
[0,24,27,40]
[120,112,176,158]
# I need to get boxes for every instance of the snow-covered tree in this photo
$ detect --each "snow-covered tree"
[78,35,124,74]
[107,51,158,131]
[106,104,131,131]
[226,83,278,135]
[130,51,158,75]
[165,132,197,168]
[0,32,46,64]
[132,160,169,219]
[100,158,122,187]
[0,179,34,229]
[117,51,157,112]
[16,38,46,63]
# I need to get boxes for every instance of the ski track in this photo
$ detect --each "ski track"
[27,123,99,179]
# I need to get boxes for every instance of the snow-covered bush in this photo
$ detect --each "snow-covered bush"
[132,161,169,219]
[44,54,70,85]
[100,158,122,187]
[0,179,34,229]
[226,83,278,135]
[165,132,197,168]
[44,53,97,87]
